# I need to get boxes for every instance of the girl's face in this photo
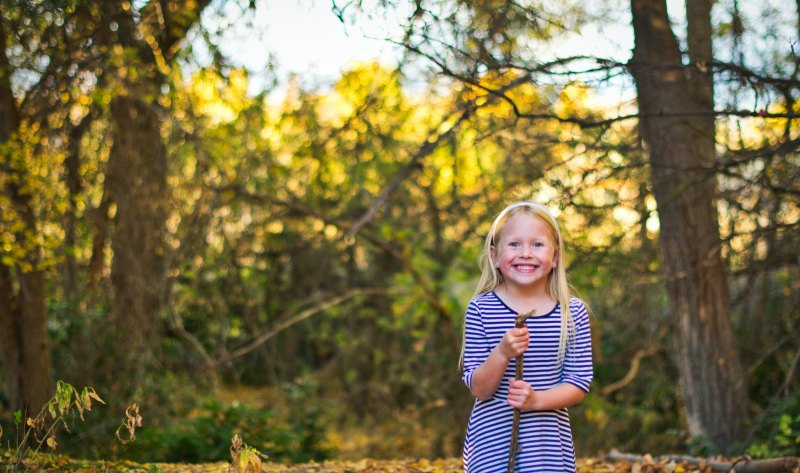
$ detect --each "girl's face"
[491,212,557,293]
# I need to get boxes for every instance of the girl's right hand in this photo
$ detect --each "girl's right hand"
[497,326,529,360]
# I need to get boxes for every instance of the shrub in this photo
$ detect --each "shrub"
[121,396,332,464]
[747,392,800,458]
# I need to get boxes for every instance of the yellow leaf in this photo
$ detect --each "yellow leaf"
[26,418,35,428]
[46,437,58,449]
[83,396,92,411]
[88,390,105,404]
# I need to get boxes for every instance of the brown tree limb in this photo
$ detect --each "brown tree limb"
[210,287,389,368]
[778,345,800,397]
[606,449,799,473]
[343,73,531,241]
[213,186,458,326]
[397,37,799,127]
[342,127,456,242]
[602,320,669,396]
[601,346,660,396]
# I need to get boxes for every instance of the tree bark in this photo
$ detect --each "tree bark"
[91,0,212,392]
[607,450,799,473]
[103,94,169,386]
[629,0,749,450]
[0,17,53,418]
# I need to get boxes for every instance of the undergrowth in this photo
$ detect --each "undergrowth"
[1,381,103,472]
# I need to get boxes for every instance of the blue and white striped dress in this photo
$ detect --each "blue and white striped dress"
[462,292,593,473]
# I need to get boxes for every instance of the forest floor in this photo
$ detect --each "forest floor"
[6,454,800,473]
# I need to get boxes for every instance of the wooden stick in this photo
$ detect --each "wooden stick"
[508,310,535,473]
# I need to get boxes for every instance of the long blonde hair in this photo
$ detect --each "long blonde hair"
[460,201,575,369]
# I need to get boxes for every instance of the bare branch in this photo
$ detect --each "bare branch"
[606,450,799,473]
[342,73,531,240]
[601,346,661,396]
[211,287,389,368]
[778,345,800,397]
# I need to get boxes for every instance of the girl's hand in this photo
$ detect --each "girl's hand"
[497,326,529,360]
[507,379,536,411]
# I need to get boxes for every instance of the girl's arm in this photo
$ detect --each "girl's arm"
[508,299,593,410]
[471,326,529,401]
[507,379,586,410]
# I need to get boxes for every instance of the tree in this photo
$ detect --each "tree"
[342,0,798,451]
[0,2,60,420]
[93,0,212,393]
[629,0,748,448]
[0,0,213,413]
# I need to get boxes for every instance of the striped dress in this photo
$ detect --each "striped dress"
[461,292,593,473]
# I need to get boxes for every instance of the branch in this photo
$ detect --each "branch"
[343,73,531,240]
[601,319,669,397]
[718,137,800,168]
[778,344,800,397]
[399,38,799,126]
[713,59,800,89]
[606,450,799,473]
[601,345,661,396]
[212,186,458,328]
[342,110,466,241]
[210,287,388,368]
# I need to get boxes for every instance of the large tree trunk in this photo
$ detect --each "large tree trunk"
[102,95,169,388]
[90,0,211,395]
[629,0,749,451]
[0,17,53,418]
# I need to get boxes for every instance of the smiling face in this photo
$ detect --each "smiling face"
[491,212,558,294]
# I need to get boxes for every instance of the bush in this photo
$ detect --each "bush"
[121,396,332,464]
[747,392,800,458]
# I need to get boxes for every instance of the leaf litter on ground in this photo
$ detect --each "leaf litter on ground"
[3,453,799,473]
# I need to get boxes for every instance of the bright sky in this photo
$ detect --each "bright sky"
[208,0,402,94]
[202,0,706,98]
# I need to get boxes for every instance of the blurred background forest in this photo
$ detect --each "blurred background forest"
[0,0,799,466]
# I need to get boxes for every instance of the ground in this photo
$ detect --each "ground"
[4,453,800,473]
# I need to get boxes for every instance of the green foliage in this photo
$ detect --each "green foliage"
[747,392,800,458]
[748,413,800,458]
[0,121,68,271]
[1,0,798,461]
[573,390,687,456]
[1,381,103,472]
[120,395,332,464]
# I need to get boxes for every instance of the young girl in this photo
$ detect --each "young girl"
[460,201,593,473]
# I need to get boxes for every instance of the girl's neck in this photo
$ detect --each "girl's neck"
[495,283,555,315]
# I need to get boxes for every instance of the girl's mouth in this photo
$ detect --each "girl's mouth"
[514,264,538,272]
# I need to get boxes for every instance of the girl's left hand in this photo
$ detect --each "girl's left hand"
[507,379,536,411]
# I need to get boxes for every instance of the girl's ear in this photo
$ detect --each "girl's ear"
[490,245,498,268]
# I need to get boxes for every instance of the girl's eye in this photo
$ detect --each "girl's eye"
[534,242,544,248]
[509,242,520,247]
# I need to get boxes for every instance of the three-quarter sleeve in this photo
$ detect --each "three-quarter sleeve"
[460,301,490,391]
[561,299,593,393]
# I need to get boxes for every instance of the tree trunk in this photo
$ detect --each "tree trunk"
[90,0,211,394]
[0,17,53,418]
[629,0,749,451]
[102,95,169,387]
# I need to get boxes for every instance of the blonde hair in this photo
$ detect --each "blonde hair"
[460,201,575,369]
